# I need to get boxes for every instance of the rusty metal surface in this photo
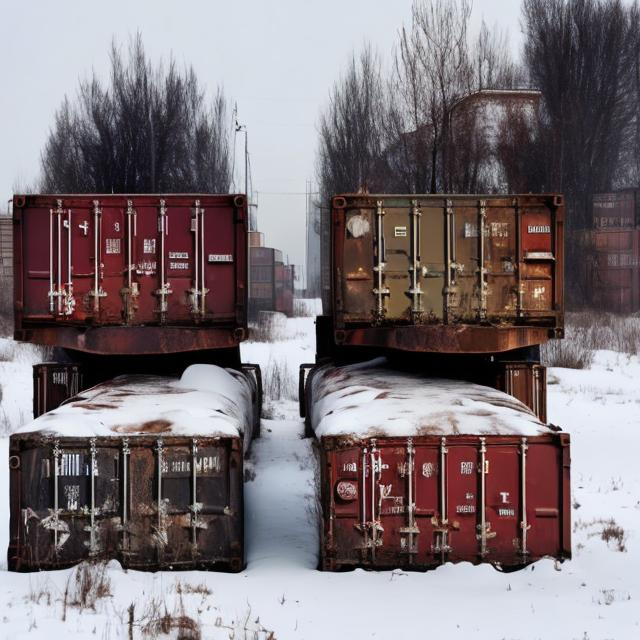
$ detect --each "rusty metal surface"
[16,325,244,356]
[318,433,570,571]
[593,191,639,229]
[590,228,640,313]
[13,194,247,355]
[330,194,564,354]
[493,361,547,423]
[9,434,244,572]
[33,363,84,418]
[333,324,557,355]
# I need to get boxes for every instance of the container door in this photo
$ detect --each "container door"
[418,203,445,321]
[100,201,126,323]
[452,202,482,321]
[484,444,522,562]
[381,202,411,322]
[202,202,237,320]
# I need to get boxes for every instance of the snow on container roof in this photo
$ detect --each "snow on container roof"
[15,364,252,438]
[310,358,552,439]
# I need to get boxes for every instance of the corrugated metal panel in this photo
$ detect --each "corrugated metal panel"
[13,194,248,355]
[329,194,564,355]
[318,433,570,571]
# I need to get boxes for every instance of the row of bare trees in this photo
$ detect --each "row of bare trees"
[317,0,640,303]
[41,34,231,194]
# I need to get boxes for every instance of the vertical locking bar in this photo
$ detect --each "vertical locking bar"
[121,438,130,550]
[192,201,200,314]
[478,199,488,321]
[57,202,62,315]
[438,437,450,557]
[478,437,488,557]
[191,438,199,551]
[372,201,389,323]
[49,205,55,313]
[52,440,61,551]
[514,198,523,317]
[156,200,171,322]
[92,200,102,315]
[443,200,455,323]
[370,439,379,560]
[200,204,207,317]
[156,438,163,539]
[360,446,369,551]
[406,438,416,560]
[408,201,423,322]
[520,437,529,557]
[89,438,97,555]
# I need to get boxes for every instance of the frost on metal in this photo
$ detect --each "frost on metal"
[15,364,253,438]
[310,358,551,438]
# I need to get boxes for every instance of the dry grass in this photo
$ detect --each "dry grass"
[263,356,296,403]
[574,517,627,552]
[62,562,112,619]
[542,311,640,368]
[250,311,288,343]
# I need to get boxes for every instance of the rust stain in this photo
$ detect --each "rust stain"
[112,419,173,434]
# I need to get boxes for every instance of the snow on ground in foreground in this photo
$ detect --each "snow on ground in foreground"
[0,319,638,638]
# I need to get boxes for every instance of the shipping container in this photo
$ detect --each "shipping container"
[249,247,295,318]
[12,194,248,355]
[0,216,12,278]
[9,365,259,572]
[590,228,640,313]
[592,191,639,230]
[326,194,564,355]
[305,361,570,571]
[33,362,84,418]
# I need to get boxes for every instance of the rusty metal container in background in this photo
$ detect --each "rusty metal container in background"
[33,362,84,418]
[12,194,248,355]
[493,361,547,423]
[591,228,640,314]
[327,194,564,355]
[9,367,259,572]
[592,191,639,230]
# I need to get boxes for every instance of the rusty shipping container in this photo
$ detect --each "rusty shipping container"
[305,361,570,572]
[591,228,640,313]
[9,365,260,572]
[33,362,84,418]
[327,194,564,355]
[12,194,248,355]
[592,191,639,230]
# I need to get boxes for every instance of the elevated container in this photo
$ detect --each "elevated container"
[12,194,248,355]
[328,194,564,355]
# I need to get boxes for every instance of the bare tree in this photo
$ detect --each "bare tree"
[41,34,231,194]
[317,45,388,199]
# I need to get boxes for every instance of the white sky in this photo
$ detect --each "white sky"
[0,0,524,270]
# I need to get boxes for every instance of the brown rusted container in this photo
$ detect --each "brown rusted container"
[493,361,547,423]
[318,432,570,571]
[8,368,259,572]
[249,246,283,319]
[12,194,248,355]
[9,435,244,572]
[329,194,564,354]
[33,362,84,418]
[591,228,640,313]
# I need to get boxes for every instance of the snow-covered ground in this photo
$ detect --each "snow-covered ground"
[0,318,638,639]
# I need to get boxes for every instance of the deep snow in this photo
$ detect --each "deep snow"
[0,317,638,639]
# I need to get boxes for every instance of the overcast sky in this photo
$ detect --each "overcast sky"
[0,0,524,271]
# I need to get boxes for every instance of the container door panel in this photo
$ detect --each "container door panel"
[521,207,555,314]
[68,204,94,322]
[100,203,125,323]
[330,447,361,565]
[485,206,517,318]
[164,205,194,323]
[341,208,375,320]
[485,445,521,561]
[413,445,439,562]
[132,201,162,324]
[446,445,479,561]
[419,206,445,320]
[453,206,480,321]
[203,206,237,319]
[22,206,54,317]
[382,205,411,321]
[526,443,562,559]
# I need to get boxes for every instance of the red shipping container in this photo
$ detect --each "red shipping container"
[13,194,248,355]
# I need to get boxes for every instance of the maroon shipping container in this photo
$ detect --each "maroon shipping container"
[327,194,564,355]
[12,194,248,355]
[319,432,570,571]
[275,264,295,317]
[591,229,640,313]
[305,362,570,571]
[593,191,639,230]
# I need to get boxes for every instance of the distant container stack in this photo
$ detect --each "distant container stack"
[590,191,640,314]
